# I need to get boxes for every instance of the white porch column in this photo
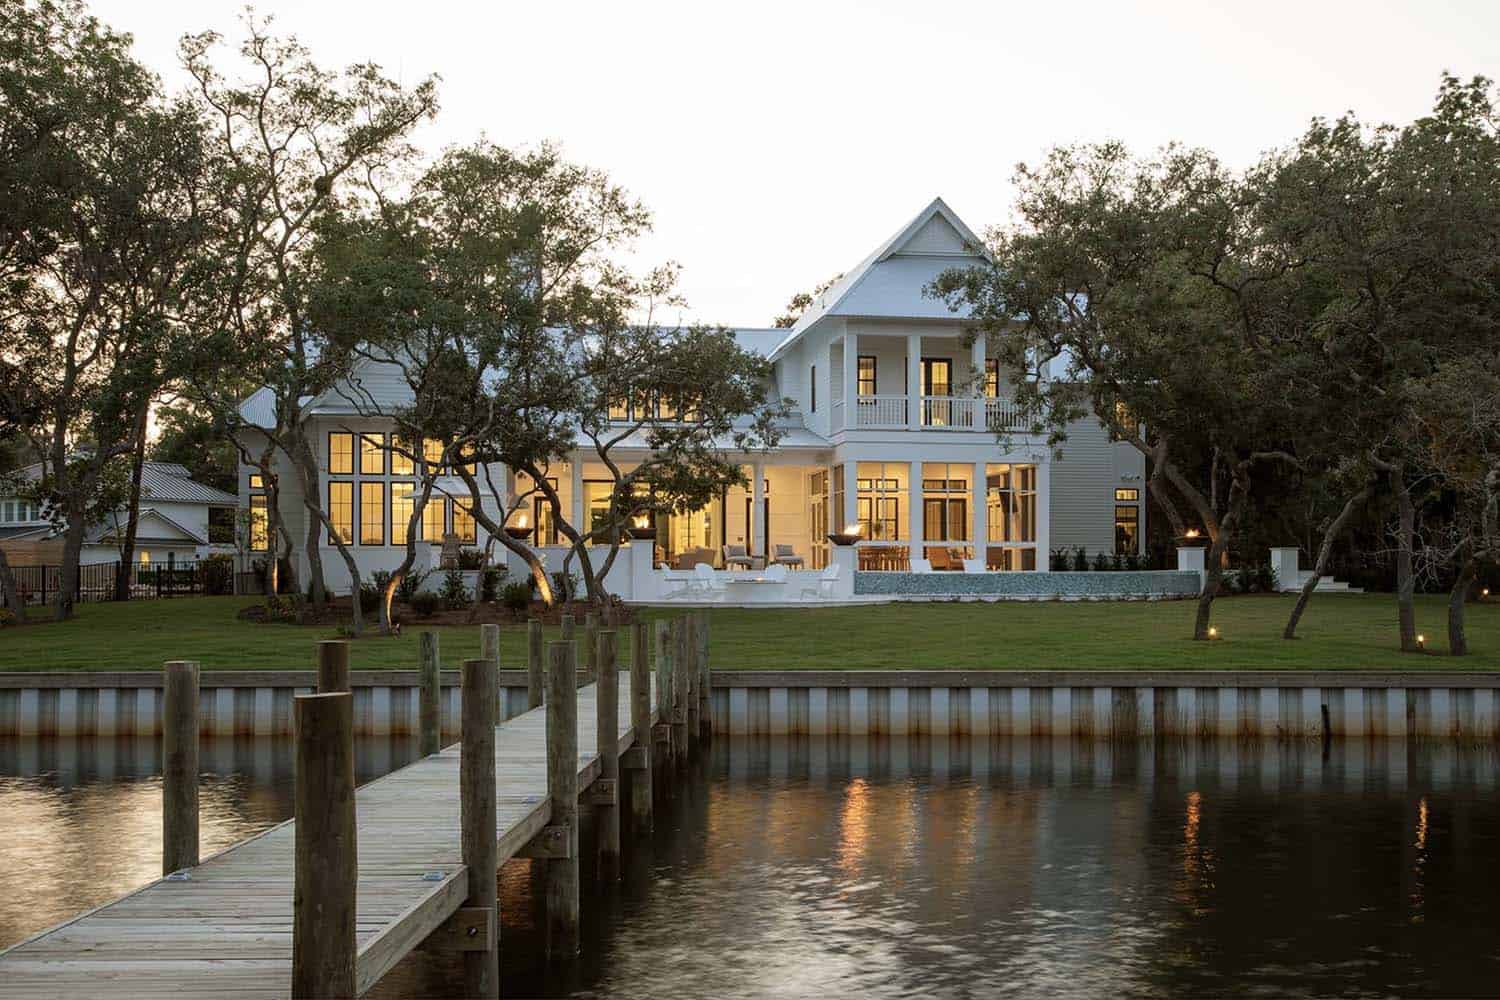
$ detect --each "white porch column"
[627,535,657,602]
[972,461,988,568]
[1035,459,1051,571]
[843,331,857,408]
[751,461,766,559]
[569,459,584,534]
[841,460,859,536]
[971,335,986,392]
[908,460,924,560]
[907,334,922,430]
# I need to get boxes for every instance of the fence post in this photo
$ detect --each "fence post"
[546,639,580,959]
[629,621,653,833]
[461,657,500,998]
[292,692,356,999]
[527,619,544,709]
[584,611,598,685]
[318,640,351,693]
[419,632,441,755]
[596,630,620,881]
[480,623,500,668]
[162,660,200,875]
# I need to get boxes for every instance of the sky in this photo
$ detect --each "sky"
[92,0,1500,328]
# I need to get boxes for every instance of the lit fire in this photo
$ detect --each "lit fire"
[1184,528,1200,539]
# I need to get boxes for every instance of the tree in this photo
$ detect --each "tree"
[151,403,240,493]
[0,0,212,619]
[179,14,437,632]
[771,273,842,328]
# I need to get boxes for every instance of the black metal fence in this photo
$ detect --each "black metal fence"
[4,559,235,606]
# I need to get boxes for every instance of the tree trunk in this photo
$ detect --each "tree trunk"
[54,502,87,621]
[289,438,327,606]
[1284,483,1374,640]
[0,544,25,621]
[1191,466,1250,641]
[114,404,151,601]
[381,481,435,631]
[1448,554,1478,656]
[1394,473,1419,652]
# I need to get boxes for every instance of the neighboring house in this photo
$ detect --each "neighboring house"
[236,197,1145,593]
[0,461,239,569]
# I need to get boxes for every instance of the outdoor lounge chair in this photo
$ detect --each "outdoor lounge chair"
[770,544,804,568]
[693,562,724,595]
[798,562,840,601]
[962,558,986,573]
[722,544,755,569]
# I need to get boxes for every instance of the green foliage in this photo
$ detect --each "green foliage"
[551,570,579,603]
[456,548,486,570]
[396,568,430,605]
[1092,551,1111,573]
[409,591,441,618]
[357,583,380,614]
[1049,547,1070,572]
[1072,547,1088,573]
[439,569,470,610]
[0,608,15,628]
[480,566,506,603]
[200,554,234,596]
[262,593,304,624]
[149,405,239,494]
[500,581,531,612]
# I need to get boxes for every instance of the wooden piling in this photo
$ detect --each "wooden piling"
[545,640,580,959]
[460,657,500,998]
[696,611,712,742]
[527,619,544,709]
[419,632,441,756]
[162,660,199,875]
[480,623,500,668]
[596,630,621,881]
[683,614,700,746]
[673,617,691,760]
[317,640,350,693]
[584,611,599,684]
[628,622,653,833]
[654,620,675,769]
[292,692,356,999]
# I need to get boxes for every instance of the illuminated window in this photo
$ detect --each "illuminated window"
[423,438,445,471]
[391,483,414,546]
[855,462,907,541]
[857,356,877,397]
[328,433,353,475]
[249,495,269,551]
[921,463,971,565]
[390,437,415,475]
[608,392,630,421]
[248,473,264,490]
[359,482,385,545]
[1115,496,1140,554]
[1115,488,1140,502]
[986,463,1038,570]
[359,433,385,475]
[984,359,999,399]
[452,500,476,544]
[1111,401,1139,440]
[328,481,353,544]
[422,495,446,540]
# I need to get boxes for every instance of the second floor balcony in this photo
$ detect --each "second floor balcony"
[833,394,1026,432]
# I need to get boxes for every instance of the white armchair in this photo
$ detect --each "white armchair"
[798,562,840,601]
[910,558,933,574]
[962,558,987,573]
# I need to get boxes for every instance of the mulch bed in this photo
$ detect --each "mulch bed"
[236,595,635,631]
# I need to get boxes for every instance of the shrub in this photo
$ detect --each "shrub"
[440,568,471,610]
[200,554,234,595]
[1111,552,1125,572]
[1072,546,1089,572]
[396,568,430,604]
[264,593,304,623]
[357,582,380,614]
[456,548,486,570]
[1256,562,1278,593]
[501,580,532,612]
[1091,551,1110,572]
[410,590,441,617]
[0,608,15,628]
[371,569,394,597]
[480,566,506,603]
[1049,547,1070,572]
[1124,551,1141,572]
[552,570,579,602]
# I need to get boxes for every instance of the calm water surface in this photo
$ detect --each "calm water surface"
[3,736,1499,998]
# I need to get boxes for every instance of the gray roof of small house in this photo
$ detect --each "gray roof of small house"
[10,460,236,506]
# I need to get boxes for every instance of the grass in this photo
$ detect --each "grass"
[0,593,1496,671]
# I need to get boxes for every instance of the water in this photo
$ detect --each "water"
[3,737,1499,997]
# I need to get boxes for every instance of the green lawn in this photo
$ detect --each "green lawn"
[0,593,1496,671]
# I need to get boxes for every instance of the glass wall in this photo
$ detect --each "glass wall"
[921,462,971,568]
[985,463,1037,570]
[856,462,910,570]
[809,470,829,569]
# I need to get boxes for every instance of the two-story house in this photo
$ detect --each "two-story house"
[237,198,1144,594]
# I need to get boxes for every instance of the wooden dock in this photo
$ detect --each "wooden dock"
[0,675,651,998]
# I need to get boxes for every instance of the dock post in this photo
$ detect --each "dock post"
[419,631,441,755]
[292,692,356,1000]
[696,611,712,742]
[527,619,544,709]
[596,629,621,881]
[673,616,691,761]
[545,640,580,959]
[629,621,653,833]
[584,611,599,684]
[162,660,199,875]
[317,639,350,693]
[460,657,500,998]
[654,620,675,770]
[480,623,500,667]
[682,614,699,748]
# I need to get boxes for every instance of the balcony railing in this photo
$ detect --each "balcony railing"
[853,395,908,428]
[842,395,1027,431]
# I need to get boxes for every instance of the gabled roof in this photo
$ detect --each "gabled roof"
[768,197,990,360]
[9,461,236,507]
[92,507,207,546]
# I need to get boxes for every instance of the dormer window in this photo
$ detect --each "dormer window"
[0,499,41,524]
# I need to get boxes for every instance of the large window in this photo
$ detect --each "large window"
[857,356,877,397]
[423,438,445,472]
[452,499,476,544]
[809,469,829,569]
[422,495,446,540]
[359,433,385,475]
[856,462,907,541]
[922,463,971,567]
[328,432,354,475]
[984,358,1000,398]
[328,481,353,544]
[390,437,415,475]
[0,499,40,523]
[248,495,269,551]
[391,483,414,546]
[986,464,1037,570]
[359,482,385,545]
[1115,488,1140,554]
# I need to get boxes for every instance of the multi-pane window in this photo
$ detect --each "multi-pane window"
[451,500,477,544]
[248,473,265,490]
[328,433,354,475]
[359,433,385,475]
[921,463,971,564]
[423,438,445,471]
[359,482,385,545]
[855,462,907,541]
[0,499,41,523]
[984,359,1000,398]
[422,496,447,540]
[248,495,269,551]
[986,463,1037,570]
[328,481,354,544]
[391,483,414,546]
[857,356,877,397]
[1115,488,1140,554]
[390,437,415,476]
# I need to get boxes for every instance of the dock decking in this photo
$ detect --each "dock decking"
[0,677,645,999]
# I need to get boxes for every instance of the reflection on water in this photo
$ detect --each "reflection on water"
[5,736,1500,998]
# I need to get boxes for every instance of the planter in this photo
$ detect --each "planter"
[827,532,862,547]
[627,527,657,541]
[504,525,534,542]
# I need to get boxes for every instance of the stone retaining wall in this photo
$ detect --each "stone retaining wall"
[853,570,1201,599]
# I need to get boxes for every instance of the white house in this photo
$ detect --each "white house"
[236,198,1147,595]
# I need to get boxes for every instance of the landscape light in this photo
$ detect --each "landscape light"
[1207,626,1218,639]
[1417,634,1426,649]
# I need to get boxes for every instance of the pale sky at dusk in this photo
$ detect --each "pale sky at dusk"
[93,0,1500,327]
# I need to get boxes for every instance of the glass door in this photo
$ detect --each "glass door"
[921,358,952,426]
